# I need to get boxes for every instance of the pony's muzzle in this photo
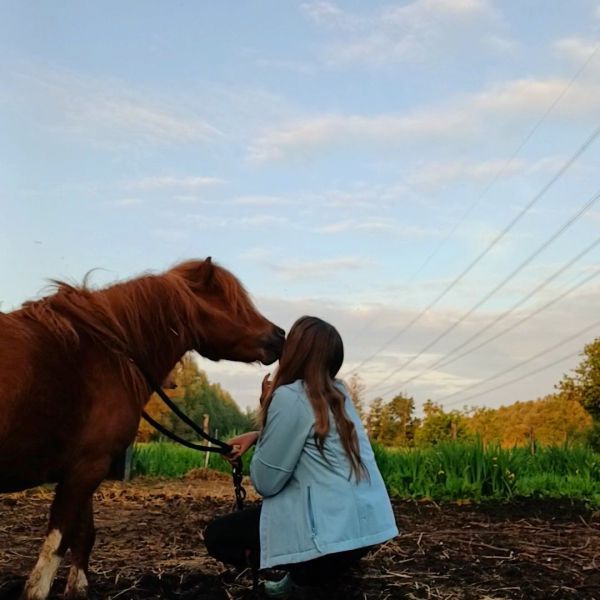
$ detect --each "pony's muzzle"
[261,326,285,364]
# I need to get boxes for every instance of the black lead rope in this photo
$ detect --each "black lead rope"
[231,457,247,511]
[136,360,231,452]
[134,360,246,511]
[140,409,228,453]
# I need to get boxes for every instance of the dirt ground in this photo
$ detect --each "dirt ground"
[1,471,599,600]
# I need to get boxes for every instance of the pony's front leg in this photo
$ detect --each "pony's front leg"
[64,499,95,600]
[22,459,109,600]
[21,526,63,600]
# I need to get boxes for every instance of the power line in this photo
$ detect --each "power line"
[439,349,583,409]
[373,266,600,398]
[406,40,600,283]
[434,318,600,408]
[382,218,600,392]
[366,136,600,396]
[400,235,600,383]
[372,188,600,388]
[355,123,600,379]
[349,43,600,364]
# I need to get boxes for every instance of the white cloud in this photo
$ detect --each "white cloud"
[405,0,494,17]
[168,193,293,207]
[553,36,598,63]
[172,194,211,204]
[126,176,224,191]
[247,110,475,163]
[472,78,600,117]
[111,198,144,207]
[186,214,289,229]
[7,64,223,149]
[202,280,599,408]
[238,247,274,261]
[243,215,288,227]
[73,97,219,145]
[151,228,189,243]
[231,195,294,206]
[300,1,347,26]
[408,158,526,190]
[301,0,501,67]
[247,76,600,163]
[484,34,520,55]
[313,185,411,209]
[585,209,600,222]
[405,154,571,194]
[316,218,441,237]
[234,282,597,409]
[268,257,372,280]
[255,58,316,74]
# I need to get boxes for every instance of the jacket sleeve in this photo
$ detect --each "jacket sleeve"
[250,386,312,498]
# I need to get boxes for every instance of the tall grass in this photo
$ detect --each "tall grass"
[132,441,253,477]
[131,441,600,505]
[374,441,600,504]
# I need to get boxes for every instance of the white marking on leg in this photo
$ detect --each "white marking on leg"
[64,566,89,599]
[23,529,63,600]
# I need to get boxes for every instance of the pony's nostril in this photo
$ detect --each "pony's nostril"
[275,326,286,339]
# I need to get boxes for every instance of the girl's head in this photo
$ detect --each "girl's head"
[273,315,344,384]
[261,316,365,480]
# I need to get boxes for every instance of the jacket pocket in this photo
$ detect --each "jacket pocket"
[307,486,323,552]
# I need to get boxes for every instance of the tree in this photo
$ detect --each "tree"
[461,394,591,448]
[136,366,184,442]
[366,397,384,440]
[379,393,417,447]
[558,337,600,420]
[414,400,469,447]
[136,352,253,442]
[345,373,366,422]
[465,407,501,448]
[245,406,260,428]
[137,388,174,442]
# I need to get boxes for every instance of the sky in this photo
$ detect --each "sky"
[2,1,600,414]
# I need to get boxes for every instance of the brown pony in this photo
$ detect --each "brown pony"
[0,258,284,600]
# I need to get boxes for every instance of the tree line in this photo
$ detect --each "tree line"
[348,336,600,450]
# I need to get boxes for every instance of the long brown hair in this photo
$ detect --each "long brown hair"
[261,316,366,480]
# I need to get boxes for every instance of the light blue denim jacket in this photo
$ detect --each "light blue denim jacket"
[250,379,398,569]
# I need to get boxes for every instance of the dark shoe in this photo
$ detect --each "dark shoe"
[263,573,310,599]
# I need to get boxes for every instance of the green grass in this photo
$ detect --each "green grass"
[373,441,600,505]
[131,441,253,478]
[131,440,600,505]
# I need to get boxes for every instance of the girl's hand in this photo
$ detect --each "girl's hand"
[259,373,272,407]
[226,431,260,462]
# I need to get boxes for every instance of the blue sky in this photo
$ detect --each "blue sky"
[2,1,600,412]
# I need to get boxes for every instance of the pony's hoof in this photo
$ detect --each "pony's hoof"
[63,568,89,600]
[20,584,50,600]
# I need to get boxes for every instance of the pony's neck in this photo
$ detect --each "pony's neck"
[100,274,195,385]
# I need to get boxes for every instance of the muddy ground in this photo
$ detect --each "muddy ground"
[1,470,599,600]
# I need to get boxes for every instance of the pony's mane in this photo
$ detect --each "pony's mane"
[16,261,256,401]
[176,259,258,319]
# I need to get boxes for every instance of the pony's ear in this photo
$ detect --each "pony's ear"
[171,259,216,289]
[202,257,215,284]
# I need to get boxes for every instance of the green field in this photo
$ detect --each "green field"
[131,440,600,506]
